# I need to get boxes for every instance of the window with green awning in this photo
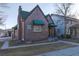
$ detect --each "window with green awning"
[33,20,44,25]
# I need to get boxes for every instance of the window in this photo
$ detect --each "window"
[27,25,32,30]
[33,26,42,32]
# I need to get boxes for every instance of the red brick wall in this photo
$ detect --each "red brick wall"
[24,7,48,42]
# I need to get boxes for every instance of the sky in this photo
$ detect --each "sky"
[0,3,79,29]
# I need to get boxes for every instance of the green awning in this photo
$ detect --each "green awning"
[33,20,44,25]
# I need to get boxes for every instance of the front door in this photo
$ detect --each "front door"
[49,27,54,37]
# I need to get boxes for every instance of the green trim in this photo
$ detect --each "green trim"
[33,20,44,25]
[48,23,56,27]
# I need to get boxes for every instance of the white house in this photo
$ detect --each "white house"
[51,14,79,36]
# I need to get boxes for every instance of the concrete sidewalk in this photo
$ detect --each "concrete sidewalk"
[1,40,79,50]
[38,40,79,56]
[59,40,79,45]
[1,40,9,49]
[1,40,79,56]
[1,41,61,49]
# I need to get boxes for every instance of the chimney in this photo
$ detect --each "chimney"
[18,6,22,14]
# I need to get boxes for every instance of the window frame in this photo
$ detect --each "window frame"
[33,25,42,32]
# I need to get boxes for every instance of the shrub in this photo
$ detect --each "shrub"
[61,34,71,39]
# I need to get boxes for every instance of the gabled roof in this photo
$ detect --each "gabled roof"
[19,5,47,22]
[21,11,29,20]
[18,6,30,20]
[18,5,57,27]
[46,14,56,27]
[51,14,79,22]
[25,5,47,22]
[46,14,54,24]
[12,25,17,30]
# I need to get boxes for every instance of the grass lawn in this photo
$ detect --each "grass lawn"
[9,40,15,47]
[0,42,75,56]
[0,41,3,48]
[9,40,56,47]
[63,39,79,43]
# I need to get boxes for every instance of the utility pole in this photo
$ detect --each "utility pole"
[4,22,7,36]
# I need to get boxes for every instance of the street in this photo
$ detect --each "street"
[0,37,11,42]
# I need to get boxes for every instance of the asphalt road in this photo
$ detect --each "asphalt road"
[0,37,11,41]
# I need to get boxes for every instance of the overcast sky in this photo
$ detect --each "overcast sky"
[0,3,79,29]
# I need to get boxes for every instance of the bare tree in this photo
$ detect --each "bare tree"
[0,3,9,8]
[0,3,9,26]
[55,3,74,36]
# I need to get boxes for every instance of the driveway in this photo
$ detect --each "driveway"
[39,45,79,56]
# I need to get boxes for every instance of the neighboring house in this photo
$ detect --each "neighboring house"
[6,29,12,37]
[51,14,79,36]
[0,29,5,37]
[12,25,18,40]
[46,14,56,37]
[0,29,12,37]
[70,23,79,38]
[13,5,56,42]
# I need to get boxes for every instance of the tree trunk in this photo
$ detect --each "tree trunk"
[64,16,67,37]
